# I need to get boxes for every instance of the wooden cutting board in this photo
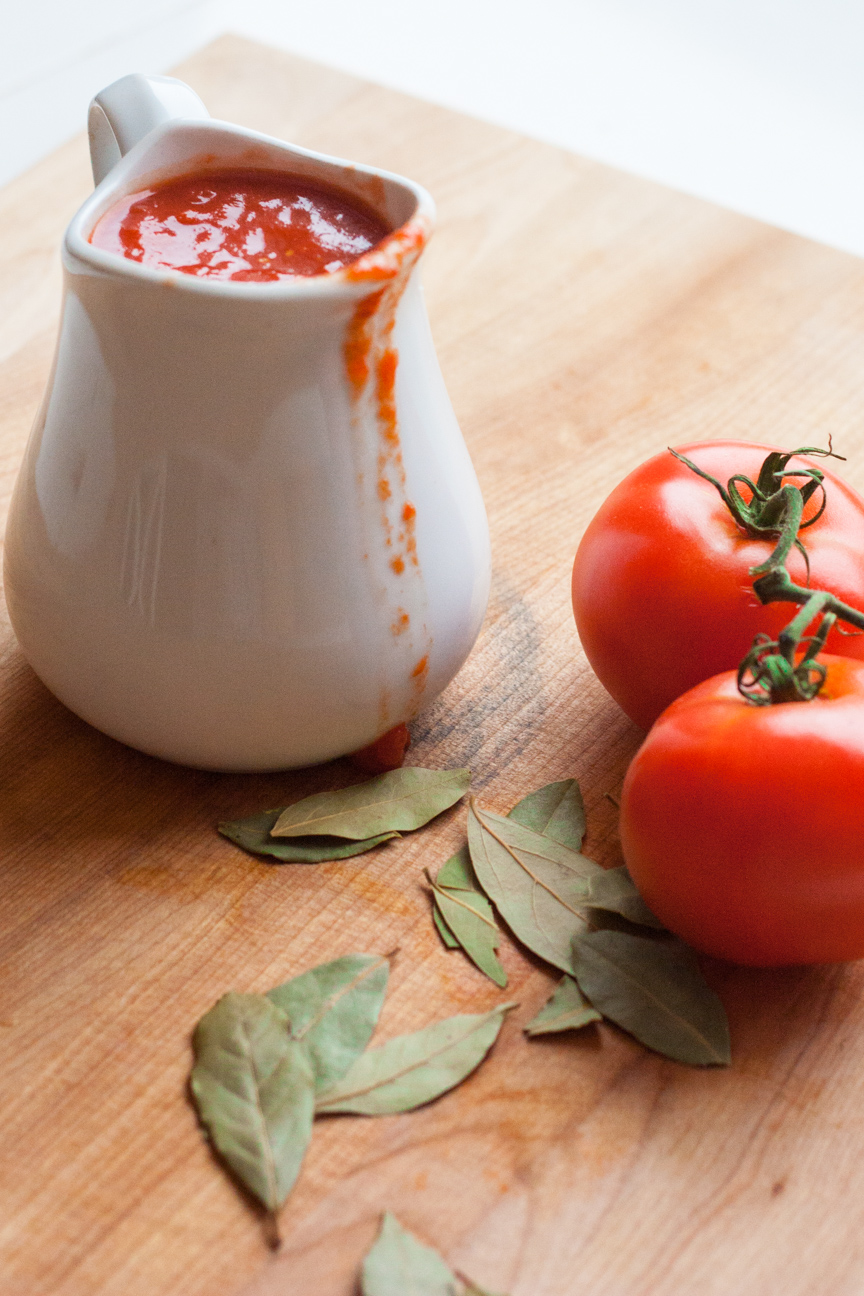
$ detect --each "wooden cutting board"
[5,34,864,1296]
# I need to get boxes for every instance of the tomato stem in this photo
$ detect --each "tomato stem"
[672,439,864,705]
[737,569,864,702]
[737,614,836,705]
[669,442,842,579]
[752,568,864,637]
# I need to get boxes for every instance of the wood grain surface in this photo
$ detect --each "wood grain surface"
[5,35,864,1296]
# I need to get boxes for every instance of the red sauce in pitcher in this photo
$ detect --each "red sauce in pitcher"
[89,169,390,282]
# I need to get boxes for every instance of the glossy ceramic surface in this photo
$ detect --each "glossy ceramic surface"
[4,76,490,770]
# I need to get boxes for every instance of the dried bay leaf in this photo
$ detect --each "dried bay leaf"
[433,902,460,949]
[361,1213,508,1296]
[467,802,602,974]
[436,844,476,891]
[427,872,507,988]
[190,992,315,1209]
[586,866,666,930]
[586,906,662,939]
[315,1004,513,1115]
[431,789,584,984]
[271,767,470,839]
[361,1212,458,1295]
[219,809,399,863]
[524,976,601,1036]
[508,779,586,851]
[571,929,731,1066]
[267,953,390,1091]
[434,846,506,982]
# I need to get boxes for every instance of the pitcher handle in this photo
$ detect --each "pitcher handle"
[88,73,210,186]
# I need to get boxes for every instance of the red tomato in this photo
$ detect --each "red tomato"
[349,723,411,775]
[572,441,864,729]
[620,655,864,966]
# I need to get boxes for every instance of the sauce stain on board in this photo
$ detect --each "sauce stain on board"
[341,867,416,919]
[115,862,240,902]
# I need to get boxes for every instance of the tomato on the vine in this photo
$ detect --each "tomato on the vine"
[619,655,864,966]
[572,441,864,729]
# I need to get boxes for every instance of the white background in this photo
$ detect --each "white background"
[4,0,864,256]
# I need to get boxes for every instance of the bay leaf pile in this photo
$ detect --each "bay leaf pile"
[361,1212,507,1296]
[432,780,731,1067]
[190,952,512,1234]
[219,766,470,863]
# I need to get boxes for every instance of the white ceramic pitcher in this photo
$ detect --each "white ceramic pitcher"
[4,74,490,770]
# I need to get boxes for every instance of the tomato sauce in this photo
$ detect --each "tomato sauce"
[89,169,390,282]
[349,722,411,775]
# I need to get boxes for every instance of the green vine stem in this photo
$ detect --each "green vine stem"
[669,442,843,578]
[737,614,836,705]
[751,568,864,639]
[672,440,864,705]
